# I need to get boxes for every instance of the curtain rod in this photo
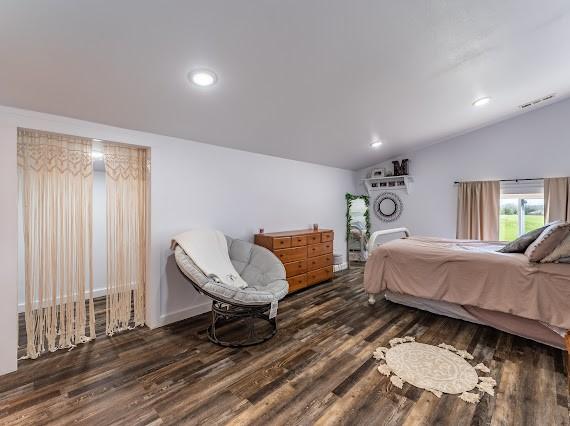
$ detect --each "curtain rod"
[453,178,544,184]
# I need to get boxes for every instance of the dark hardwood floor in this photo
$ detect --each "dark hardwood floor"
[2,266,568,425]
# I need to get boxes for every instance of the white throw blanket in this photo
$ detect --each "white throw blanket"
[171,229,248,289]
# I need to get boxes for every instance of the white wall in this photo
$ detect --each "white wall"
[0,105,356,375]
[92,171,107,295]
[357,97,570,237]
[0,126,18,376]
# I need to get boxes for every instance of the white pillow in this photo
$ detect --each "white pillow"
[541,233,570,263]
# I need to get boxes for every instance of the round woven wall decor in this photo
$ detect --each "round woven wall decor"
[373,192,403,222]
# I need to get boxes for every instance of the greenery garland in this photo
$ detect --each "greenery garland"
[345,193,371,242]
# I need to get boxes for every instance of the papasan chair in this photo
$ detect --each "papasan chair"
[173,232,288,347]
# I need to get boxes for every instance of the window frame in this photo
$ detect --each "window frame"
[499,180,544,241]
[514,194,543,237]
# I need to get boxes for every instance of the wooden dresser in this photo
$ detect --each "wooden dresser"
[254,229,334,293]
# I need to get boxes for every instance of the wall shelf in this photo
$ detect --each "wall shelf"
[362,175,414,194]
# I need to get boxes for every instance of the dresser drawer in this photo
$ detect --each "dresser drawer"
[284,259,307,277]
[287,274,307,293]
[307,253,333,271]
[274,246,307,263]
[306,266,333,286]
[307,233,321,244]
[307,241,333,258]
[321,231,334,242]
[291,235,307,247]
[273,237,291,250]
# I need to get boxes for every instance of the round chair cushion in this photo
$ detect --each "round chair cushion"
[174,236,288,306]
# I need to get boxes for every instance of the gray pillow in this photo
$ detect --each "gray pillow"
[557,256,570,264]
[498,225,548,253]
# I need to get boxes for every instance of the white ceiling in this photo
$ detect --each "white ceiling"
[1,1,570,170]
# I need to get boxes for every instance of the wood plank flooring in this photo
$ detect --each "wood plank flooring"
[2,266,568,425]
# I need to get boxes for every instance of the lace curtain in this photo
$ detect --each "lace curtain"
[104,144,148,334]
[18,128,95,358]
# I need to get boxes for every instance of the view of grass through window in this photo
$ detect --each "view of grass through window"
[499,197,544,241]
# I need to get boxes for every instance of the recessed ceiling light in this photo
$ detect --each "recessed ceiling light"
[92,138,102,142]
[472,97,491,107]
[188,69,217,87]
[370,140,383,148]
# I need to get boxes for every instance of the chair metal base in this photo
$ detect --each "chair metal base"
[207,300,277,347]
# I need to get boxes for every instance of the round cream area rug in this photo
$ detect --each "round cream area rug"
[372,336,496,404]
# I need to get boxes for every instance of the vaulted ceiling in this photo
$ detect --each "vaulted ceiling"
[1,1,569,169]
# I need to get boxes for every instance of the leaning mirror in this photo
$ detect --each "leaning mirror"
[345,193,371,268]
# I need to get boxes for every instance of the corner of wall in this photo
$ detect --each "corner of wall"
[155,301,211,328]
[0,124,18,376]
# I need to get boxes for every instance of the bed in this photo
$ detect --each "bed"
[364,229,570,350]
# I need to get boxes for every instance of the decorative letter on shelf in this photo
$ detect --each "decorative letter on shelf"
[392,159,409,176]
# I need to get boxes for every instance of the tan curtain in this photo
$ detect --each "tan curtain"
[104,144,148,335]
[456,180,500,240]
[544,177,569,222]
[18,128,95,358]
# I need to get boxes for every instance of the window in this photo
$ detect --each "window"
[499,180,544,241]
[499,194,544,241]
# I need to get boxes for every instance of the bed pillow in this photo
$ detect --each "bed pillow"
[524,222,570,262]
[557,256,570,264]
[540,233,570,263]
[498,224,549,253]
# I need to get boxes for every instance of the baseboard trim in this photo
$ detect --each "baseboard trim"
[17,287,107,313]
[156,302,212,328]
[19,289,212,329]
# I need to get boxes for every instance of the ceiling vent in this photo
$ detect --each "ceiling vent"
[519,93,556,110]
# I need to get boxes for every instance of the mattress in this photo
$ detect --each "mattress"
[385,291,565,350]
[364,236,570,330]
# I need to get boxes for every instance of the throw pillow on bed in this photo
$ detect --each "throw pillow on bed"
[541,233,570,263]
[498,224,549,253]
[524,222,570,262]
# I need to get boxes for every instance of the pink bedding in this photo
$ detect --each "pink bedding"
[364,236,570,330]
